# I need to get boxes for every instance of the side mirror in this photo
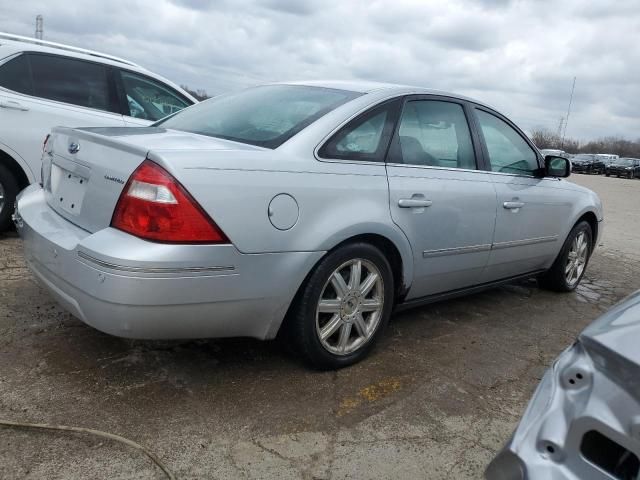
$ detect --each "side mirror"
[545,155,571,178]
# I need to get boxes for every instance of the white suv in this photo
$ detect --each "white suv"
[0,32,197,231]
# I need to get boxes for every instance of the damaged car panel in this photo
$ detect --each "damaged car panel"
[487,291,640,480]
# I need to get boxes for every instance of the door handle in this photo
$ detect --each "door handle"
[0,100,29,111]
[503,201,525,210]
[398,198,433,208]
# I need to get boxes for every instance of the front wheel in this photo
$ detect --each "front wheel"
[538,221,592,292]
[629,171,635,179]
[285,243,394,369]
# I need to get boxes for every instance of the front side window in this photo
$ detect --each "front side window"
[318,101,398,161]
[0,54,33,95]
[389,100,476,169]
[156,85,361,149]
[475,109,539,175]
[119,70,191,121]
[28,54,113,112]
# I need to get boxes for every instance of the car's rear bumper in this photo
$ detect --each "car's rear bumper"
[15,185,324,340]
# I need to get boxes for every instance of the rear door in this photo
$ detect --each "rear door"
[472,106,571,281]
[386,96,497,299]
[0,53,125,183]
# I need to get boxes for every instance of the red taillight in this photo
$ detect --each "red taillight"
[111,159,229,244]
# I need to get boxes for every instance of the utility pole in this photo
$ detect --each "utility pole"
[561,76,576,149]
[556,117,564,139]
[35,15,43,40]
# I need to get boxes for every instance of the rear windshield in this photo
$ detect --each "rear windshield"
[155,85,361,149]
[614,158,635,166]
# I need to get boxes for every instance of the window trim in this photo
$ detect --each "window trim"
[471,104,544,178]
[384,94,482,171]
[317,98,402,163]
[114,67,193,120]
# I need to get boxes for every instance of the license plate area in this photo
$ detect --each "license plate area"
[50,164,88,215]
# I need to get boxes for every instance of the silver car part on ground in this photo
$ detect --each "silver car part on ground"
[486,291,640,480]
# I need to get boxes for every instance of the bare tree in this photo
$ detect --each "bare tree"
[181,85,211,101]
[529,127,563,150]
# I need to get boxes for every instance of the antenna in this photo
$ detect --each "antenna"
[561,76,576,149]
[35,15,43,40]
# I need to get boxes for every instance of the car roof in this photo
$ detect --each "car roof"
[0,32,197,103]
[277,80,495,109]
[0,32,140,68]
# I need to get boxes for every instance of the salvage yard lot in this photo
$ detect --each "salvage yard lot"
[1,174,639,479]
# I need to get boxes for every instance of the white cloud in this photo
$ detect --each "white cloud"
[1,0,639,140]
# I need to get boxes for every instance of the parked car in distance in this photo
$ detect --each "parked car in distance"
[486,291,640,480]
[0,32,197,232]
[595,154,620,170]
[540,149,569,159]
[14,81,603,369]
[605,157,640,178]
[571,154,606,174]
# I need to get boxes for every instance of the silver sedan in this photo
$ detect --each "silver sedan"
[15,81,603,369]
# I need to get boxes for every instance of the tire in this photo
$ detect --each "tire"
[629,171,635,179]
[0,164,19,233]
[285,242,394,369]
[538,221,592,292]
[605,172,610,177]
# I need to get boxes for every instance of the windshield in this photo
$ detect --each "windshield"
[155,85,361,148]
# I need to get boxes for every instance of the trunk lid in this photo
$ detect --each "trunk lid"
[43,126,261,233]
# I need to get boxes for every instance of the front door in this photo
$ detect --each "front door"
[386,97,498,299]
[472,107,570,281]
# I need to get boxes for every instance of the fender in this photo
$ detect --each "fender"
[0,141,36,184]
[317,220,415,291]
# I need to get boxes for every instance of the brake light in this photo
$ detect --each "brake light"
[111,160,229,244]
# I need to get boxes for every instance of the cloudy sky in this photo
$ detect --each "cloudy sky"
[1,0,639,141]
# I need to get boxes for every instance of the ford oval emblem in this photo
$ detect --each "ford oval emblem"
[68,142,80,154]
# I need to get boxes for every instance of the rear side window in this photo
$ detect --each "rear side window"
[0,54,33,95]
[388,100,477,170]
[119,70,191,121]
[28,54,113,112]
[157,85,361,149]
[318,100,399,162]
[475,109,539,175]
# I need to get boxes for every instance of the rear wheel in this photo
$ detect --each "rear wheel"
[538,221,592,292]
[286,243,394,369]
[0,164,19,233]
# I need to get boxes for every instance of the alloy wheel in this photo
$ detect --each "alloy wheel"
[565,231,588,287]
[315,258,384,356]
